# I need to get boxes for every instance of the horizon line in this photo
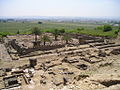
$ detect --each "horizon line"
[0,15,120,18]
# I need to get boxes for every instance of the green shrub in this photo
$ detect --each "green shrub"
[103,24,112,32]
[59,29,65,33]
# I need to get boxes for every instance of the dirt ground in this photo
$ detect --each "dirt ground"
[0,34,120,90]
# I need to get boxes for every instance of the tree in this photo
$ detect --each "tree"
[41,35,51,46]
[103,25,112,32]
[17,30,20,34]
[52,29,60,41]
[63,35,71,44]
[32,27,41,42]
[59,29,65,34]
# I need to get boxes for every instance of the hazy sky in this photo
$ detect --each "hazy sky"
[0,0,120,17]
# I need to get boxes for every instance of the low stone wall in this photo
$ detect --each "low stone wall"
[10,39,27,55]
[23,44,65,54]
[67,33,103,40]
[10,39,65,55]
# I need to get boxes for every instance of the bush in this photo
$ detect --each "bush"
[96,26,103,30]
[38,21,42,24]
[114,31,119,35]
[118,26,120,30]
[77,28,84,31]
[0,32,16,37]
[103,25,112,32]
[59,29,65,33]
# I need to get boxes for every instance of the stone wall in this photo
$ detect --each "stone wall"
[66,33,103,40]
[10,39,65,55]
[10,39,27,55]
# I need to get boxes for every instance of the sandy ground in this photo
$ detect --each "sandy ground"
[0,34,120,90]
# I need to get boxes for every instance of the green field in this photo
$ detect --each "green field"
[0,21,119,38]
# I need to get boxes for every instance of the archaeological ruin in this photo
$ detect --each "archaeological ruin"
[0,32,120,90]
